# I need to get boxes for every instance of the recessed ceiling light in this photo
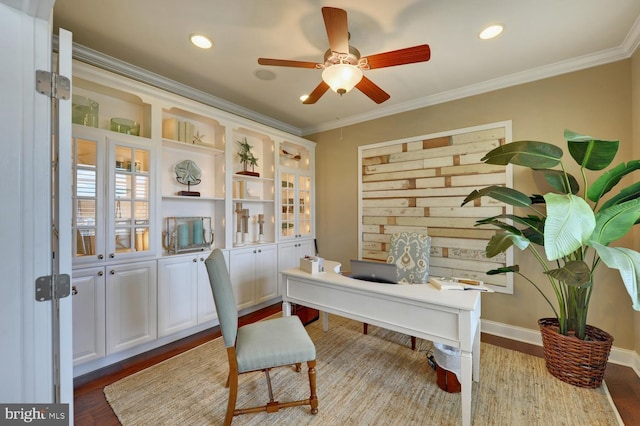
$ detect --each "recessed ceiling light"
[479,24,504,40]
[254,69,276,81]
[189,33,213,49]
[300,95,309,102]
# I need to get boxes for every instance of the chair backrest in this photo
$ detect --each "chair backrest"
[386,232,431,284]
[204,249,238,348]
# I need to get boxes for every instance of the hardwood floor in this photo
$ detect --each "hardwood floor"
[74,304,640,425]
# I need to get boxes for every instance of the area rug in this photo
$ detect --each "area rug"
[104,315,622,425]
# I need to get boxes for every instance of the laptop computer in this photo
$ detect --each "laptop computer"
[349,259,398,284]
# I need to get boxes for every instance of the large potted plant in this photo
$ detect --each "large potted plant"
[462,129,640,388]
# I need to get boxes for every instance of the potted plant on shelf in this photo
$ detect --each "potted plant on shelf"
[462,129,640,388]
[237,137,259,177]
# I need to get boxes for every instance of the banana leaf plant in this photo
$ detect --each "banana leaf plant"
[461,130,640,340]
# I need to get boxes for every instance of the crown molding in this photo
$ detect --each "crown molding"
[301,42,637,136]
[58,40,303,136]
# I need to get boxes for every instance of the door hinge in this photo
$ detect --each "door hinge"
[35,274,71,302]
[35,70,70,100]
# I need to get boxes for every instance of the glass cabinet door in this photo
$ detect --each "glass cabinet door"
[72,136,105,264]
[279,172,313,239]
[281,172,296,238]
[298,174,312,238]
[111,143,151,258]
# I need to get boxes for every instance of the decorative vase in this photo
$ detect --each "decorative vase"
[538,318,614,388]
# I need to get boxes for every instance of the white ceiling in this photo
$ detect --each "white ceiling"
[52,0,640,136]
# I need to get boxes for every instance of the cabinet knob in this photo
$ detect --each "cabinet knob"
[110,270,115,275]
[97,271,104,276]
[110,253,115,259]
[193,258,197,262]
[98,254,104,260]
[71,286,78,296]
[200,257,205,262]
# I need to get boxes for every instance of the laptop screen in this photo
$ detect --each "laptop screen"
[349,259,398,284]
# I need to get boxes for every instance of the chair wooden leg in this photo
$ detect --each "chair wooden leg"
[411,336,417,350]
[224,372,238,426]
[363,323,368,335]
[307,360,319,414]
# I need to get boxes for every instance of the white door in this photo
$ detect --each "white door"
[54,28,75,409]
[0,2,73,416]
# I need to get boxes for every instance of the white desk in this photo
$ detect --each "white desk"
[281,261,481,426]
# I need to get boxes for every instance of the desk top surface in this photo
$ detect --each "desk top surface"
[282,261,481,312]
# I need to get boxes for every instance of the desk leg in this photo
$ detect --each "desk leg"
[282,301,292,316]
[473,322,480,382]
[460,350,472,426]
[321,311,329,332]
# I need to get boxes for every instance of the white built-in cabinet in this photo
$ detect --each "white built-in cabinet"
[157,252,216,337]
[105,261,157,354]
[69,60,315,374]
[229,244,279,310]
[71,266,105,365]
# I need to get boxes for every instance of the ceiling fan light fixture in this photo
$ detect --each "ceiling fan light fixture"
[189,33,213,49]
[479,24,504,40]
[322,63,363,95]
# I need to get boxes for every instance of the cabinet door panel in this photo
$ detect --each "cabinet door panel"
[158,257,198,337]
[72,267,105,364]
[255,245,278,303]
[229,249,255,311]
[106,261,157,354]
[197,254,217,323]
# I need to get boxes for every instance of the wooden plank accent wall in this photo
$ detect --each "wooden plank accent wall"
[359,124,513,291]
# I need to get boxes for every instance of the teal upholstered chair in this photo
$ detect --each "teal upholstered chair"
[363,232,431,350]
[205,249,318,425]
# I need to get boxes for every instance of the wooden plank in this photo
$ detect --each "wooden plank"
[362,241,383,251]
[361,224,383,233]
[363,207,425,217]
[450,172,506,187]
[364,159,424,175]
[431,237,490,250]
[425,227,497,239]
[382,225,429,235]
[428,206,503,218]
[389,139,499,163]
[416,196,467,207]
[362,168,437,182]
[362,232,392,243]
[362,198,412,208]
[440,163,505,176]
[414,176,446,189]
[423,156,455,169]
[362,144,404,158]
[364,186,478,198]
[430,256,504,273]
[396,216,479,228]
[362,180,413,191]
[451,129,504,144]
[423,136,451,148]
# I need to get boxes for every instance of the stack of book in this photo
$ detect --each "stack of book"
[428,276,493,292]
[162,118,200,145]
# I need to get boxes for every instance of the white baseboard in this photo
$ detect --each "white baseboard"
[481,319,640,378]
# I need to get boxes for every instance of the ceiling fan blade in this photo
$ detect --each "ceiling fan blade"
[362,44,431,69]
[258,58,320,69]
[303,81,330,104]
[355,76,390,104]
[322,7,349,54]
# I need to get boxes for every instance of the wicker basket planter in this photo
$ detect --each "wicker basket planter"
[538,318,614,388]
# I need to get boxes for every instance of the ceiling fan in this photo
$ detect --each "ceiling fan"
[257,7,431,104]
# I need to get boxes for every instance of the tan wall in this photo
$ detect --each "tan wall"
[308,60,637,349]
[632,49,640,354]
